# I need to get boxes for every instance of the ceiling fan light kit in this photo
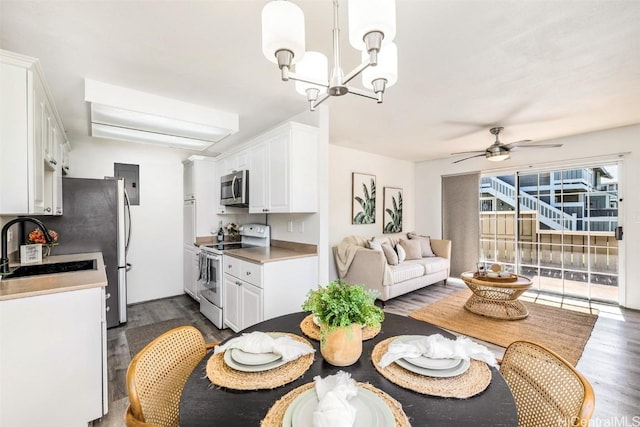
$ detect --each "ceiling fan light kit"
[261,0,398,111]
[451,126,563,164]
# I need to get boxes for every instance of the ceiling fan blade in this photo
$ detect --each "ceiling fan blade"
[511,143,563,150]
[452,153,485,164]
[450,150,485,156]
[503,139,533,149]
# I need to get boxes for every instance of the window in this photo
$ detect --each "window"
[479,163,619,303]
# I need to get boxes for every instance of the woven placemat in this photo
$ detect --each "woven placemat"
[260,381,411,427]
[299,314,381,341]
[206,333,315,390]
[371,337,492,399]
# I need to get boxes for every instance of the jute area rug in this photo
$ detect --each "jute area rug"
[125,318,194,358]
[409,290,598,365]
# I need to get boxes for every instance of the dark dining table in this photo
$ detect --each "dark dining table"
[180,312,518,426]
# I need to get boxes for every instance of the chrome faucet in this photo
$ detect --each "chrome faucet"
[1,217,53,274]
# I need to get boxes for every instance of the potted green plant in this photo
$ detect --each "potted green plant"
[302,279,384,366]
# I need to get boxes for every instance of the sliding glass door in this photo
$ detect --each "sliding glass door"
[479,163,620,303]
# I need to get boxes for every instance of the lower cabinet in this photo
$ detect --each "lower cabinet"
[223,254,318,333]
[223,272,263,332]
[0,286,107,427]
[183,246,199,301]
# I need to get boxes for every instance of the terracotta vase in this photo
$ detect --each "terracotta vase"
[320,323,363,366]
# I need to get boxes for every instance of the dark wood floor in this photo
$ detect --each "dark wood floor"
[94,279,640,426]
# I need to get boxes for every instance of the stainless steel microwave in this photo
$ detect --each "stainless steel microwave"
[220,170,249,207]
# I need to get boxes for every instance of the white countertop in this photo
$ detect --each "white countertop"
[0,252,107,301]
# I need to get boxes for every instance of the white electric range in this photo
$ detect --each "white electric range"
[198,224,270,328]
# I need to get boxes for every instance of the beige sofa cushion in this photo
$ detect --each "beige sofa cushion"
[381,243,399,265]
[408,232,436,257]
[415,257,449,274]
[389,261,425,283]
[399,238,422,260]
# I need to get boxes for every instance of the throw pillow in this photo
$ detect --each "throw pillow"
[367,238,383,252]
[399,238,422,260]
[395,243,406,263]
[381,242,399,265]
[407,232,435,257]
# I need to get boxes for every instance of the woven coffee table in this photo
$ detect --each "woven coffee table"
[460,271,532,320]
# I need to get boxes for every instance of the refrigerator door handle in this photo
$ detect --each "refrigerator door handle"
[126,262,132,272]
[124,189,132,254]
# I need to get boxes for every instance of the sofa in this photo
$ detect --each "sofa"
[333,234,451,304]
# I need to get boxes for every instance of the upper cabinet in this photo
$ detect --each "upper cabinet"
[0,50,69,216]
[248,122,318,214]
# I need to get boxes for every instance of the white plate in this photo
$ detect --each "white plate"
[395,356,470,378]
[230,348,281,366]
[393,336,461,370]
[283,387,395,427]
[403,355,461,370]
[223,349,288,372]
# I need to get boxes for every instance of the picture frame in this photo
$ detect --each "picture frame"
[352,172,376,224]
[383,187,403,233]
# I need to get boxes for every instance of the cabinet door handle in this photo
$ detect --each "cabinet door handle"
[106,293,111,300]
[106,306,110,312]
[50,160,57,165]
[246,271,251,276]
[44,207,52,213]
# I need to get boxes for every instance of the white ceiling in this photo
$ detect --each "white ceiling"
[2,1,639,162]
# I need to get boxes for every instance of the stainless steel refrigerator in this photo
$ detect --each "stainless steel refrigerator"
[36,177,131,327]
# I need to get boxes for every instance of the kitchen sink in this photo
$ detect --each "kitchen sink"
[1,259,97,280]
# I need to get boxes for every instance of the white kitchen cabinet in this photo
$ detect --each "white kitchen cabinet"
[223,254,318,332]
[219,149,249,175]
[183,155,216,236]
[0,286,107,427]
[248,122,318,214]
[183,246,200,301]
[223,255,264,332]
[0,50,68,216]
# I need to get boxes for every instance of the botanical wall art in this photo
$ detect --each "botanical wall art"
[383,187,403,233]
[352,172,376,224]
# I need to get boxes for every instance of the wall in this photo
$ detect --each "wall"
[415,124,640,309]
[67,136,187,304]
[328,145,416,280]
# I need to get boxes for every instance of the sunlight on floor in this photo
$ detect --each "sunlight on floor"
[521,290,626,321]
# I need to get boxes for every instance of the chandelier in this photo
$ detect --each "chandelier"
[261,0,398,111]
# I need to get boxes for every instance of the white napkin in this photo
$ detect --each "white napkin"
[312,371,358,427]
[213,331,314,362]
[379,334,497,368]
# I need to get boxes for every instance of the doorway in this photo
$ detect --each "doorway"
[479,163,620,303]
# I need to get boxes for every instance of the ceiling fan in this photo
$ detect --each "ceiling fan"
[450,127,563,164]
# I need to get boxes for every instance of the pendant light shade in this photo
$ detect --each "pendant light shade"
[295,51,328,95]
[348,0,396,51]
[262,1,306,64]
[362,42,398,89]
[261,0,398,111]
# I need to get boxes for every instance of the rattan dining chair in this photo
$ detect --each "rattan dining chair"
[500,340,595,427]
[124,325,218,427]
